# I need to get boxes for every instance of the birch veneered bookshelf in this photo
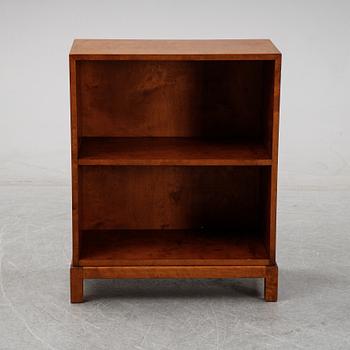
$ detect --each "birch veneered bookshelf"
[69,39,281,303]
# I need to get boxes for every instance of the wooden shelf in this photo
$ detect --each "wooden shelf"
[80,230,269,266]
[78,137,271,166]
[70,39,281,60]
[70,39,281,302]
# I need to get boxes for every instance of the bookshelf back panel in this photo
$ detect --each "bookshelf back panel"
[77,60,274,141]
[79,166,268,231]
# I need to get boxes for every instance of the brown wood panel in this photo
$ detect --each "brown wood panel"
[70,266,84,303]
[77,60,270,139]
[78,137,271,166]
[262,60,275,154]
[79,166,267,231]
[268,56,282,262]
[264,264,278,301]
[70,39,280,60]
[69,57,80,266]
[82,265,272,279]
[79,229,269,266]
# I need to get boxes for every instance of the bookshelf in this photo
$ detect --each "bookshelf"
[69,39,281,302]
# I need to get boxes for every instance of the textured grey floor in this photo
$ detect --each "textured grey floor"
[0,161,350,349]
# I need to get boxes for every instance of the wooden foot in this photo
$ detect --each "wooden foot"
[70,266,84,303]
[264,264,278,302]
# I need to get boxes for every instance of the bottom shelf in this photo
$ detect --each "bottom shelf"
[79,230,269,266]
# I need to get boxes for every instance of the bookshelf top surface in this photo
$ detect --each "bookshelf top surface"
[70,39,281,60]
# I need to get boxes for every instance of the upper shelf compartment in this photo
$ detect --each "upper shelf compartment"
[75,59,276,148]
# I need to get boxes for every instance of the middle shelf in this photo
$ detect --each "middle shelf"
[78,137,272,166]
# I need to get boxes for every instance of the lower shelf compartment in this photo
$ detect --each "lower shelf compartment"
[79,230,269,266]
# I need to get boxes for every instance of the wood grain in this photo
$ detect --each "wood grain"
[79,166,267,231]
[70,39,280,60]
[268,56,282,262]
[79,229,269,266]
[76,60,267,139]
[264,264,278,301]
[83,265,272,279]
[69,57,80,266]
[79,137,272,166]
[70,266,84,303]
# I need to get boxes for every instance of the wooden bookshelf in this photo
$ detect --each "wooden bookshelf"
[69,39,281,302]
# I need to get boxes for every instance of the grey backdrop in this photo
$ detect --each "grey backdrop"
[1,1,350,349]
[1,0,350,189]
